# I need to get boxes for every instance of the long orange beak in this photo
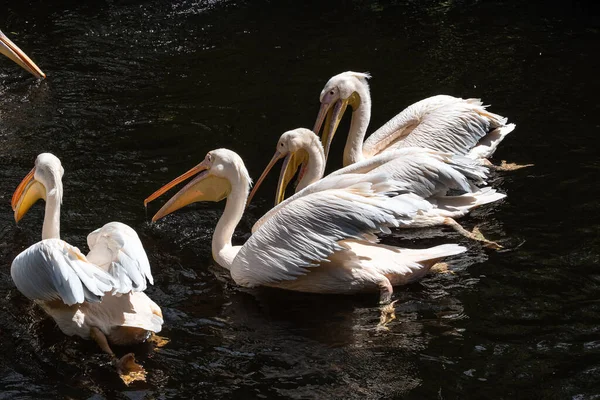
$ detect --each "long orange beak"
[247,151,285,207]
[313,98,349,162]
[145,160,232,222]
[247,149,306,208]
[12,167,46,222]
[12,167,35,210]
[312,101,331,137]
[0,30,46,79]
[144,162,209,208]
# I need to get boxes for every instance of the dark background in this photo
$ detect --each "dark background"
[1,0,599,398]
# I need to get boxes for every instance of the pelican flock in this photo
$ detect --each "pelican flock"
[145,149,466,303]
[248,128,504,248]
[6,35,519,382]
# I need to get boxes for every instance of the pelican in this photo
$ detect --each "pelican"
[11,153,162,384]
[145,148,466,304]
[313,71,515,167]
[0,29,45,78]
[248,128,505,248]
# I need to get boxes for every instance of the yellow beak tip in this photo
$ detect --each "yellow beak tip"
[151,213,162,223]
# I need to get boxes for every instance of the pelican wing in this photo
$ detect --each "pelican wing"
[383,101,508,156]
[11,239,115,305]
[362,94,509,158]
[252,173,412,233]
[329,147,489,198]
[362,95,470,157]
[86,222,153,294]
[233,174,430,287]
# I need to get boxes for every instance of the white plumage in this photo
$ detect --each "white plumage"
[87,222,154,294]
[12,239,115,306]
[10,153,162,381]
[248,128,504,248]
[146,148,466,303]
[329,147,488,197]
[234,188,428,287]
[363,95,513,160]
[313,71,515,166]
[12,222,157,308]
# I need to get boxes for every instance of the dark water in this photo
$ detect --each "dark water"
[1,0,600,398]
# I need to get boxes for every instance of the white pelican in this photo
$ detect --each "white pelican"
[0,29,45,78]
[313,71,515,167]
[145,148,466,304]
[248,128,505,248]
[11,153,162,384]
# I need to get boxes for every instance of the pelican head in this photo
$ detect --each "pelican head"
[247,128,321,207]
[146,149,251,222]
[12,153,64,222]
[313,71,371,160]
[0,30,46,79]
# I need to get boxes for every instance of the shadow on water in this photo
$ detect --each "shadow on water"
[2,0,600,398]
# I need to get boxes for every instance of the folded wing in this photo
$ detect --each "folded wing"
[386,102,508,156]
[363,95,510,159]
[329,147,489,198]
[234,174,431,287]
[86,221,153,294]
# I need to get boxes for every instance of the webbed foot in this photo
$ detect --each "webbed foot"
[444,218,502,250]
[377,300,398,330]
[115,353,147,385]
[495,160,534,171]
[430,262,453,274]
[472,226,503,250]
[147,333,170,349]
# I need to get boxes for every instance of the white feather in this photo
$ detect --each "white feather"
[86,221,154,294]
[235,179,430,287]
[11,239,116,306]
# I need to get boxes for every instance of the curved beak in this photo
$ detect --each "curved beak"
[12,167,47,222]
[313,98,349,162]
[312,101,331,137]
[145,160,231,222]
[0,30,46,79]
[247,149,307,208]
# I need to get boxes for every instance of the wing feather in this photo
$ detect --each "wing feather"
[329,147,489,198]
[252,173,401,233]
[11,239,116,305]
[233,175,430,287]
[386,101,507,156]
[363,95,511,159]
[86,222,153,294]
[363,95,464,156]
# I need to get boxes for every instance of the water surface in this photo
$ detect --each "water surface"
[1,0,599,398]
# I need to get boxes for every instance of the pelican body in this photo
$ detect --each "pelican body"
[11,153,161,382]
[248,128,505,248]
[145,149,466,303]
[313,71,515,166]
[0,29,45,78]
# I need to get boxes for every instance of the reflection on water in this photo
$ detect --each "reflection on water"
[1,0,599,398]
